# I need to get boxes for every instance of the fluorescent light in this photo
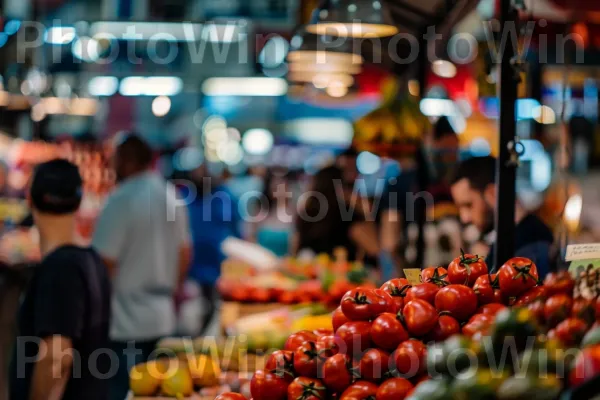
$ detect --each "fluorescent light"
[202,77,287,97]
[420,98,457,117]
[286,118,353,146]
[44,26,76,45]
[432,60,457,78]
[88,76,119,96]
[89,21,203,42]
[119,76,183,96]
[242,129,274,156]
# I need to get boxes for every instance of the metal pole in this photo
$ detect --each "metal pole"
[494,0,518,269]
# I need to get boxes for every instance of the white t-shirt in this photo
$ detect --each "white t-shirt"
[92,172,190,341]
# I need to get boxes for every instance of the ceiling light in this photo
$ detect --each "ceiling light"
[119,76,183,96]
[242,129,274,156]
[288,62,362,75]
[432,60,457,78]
[357,151,381,175]
[289,72,354,88]
[532,105,556,125]
[152,96,171,117]
[44,26,76,45]
[88,76,119,96]
[202,77,287,97]
[326,81,349,98]
[72,36,101,62]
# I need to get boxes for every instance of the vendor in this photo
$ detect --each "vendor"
[450,156,554,277]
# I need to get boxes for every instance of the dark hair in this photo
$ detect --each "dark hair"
[30,159,83,214]
[116,133,153,168]
[451,156,497,191]
[434,116,457,141]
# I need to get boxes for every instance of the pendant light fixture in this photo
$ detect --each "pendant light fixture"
[287,29,364,67]
[306,0,398,38]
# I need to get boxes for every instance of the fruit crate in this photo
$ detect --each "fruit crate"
[220,301,285,333]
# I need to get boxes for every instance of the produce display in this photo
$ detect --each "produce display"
[210,252,600,400]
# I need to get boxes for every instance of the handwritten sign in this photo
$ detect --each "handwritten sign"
[566,243,600,261]
[404,269,422,286]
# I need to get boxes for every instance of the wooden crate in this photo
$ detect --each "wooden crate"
[220,301,285,333]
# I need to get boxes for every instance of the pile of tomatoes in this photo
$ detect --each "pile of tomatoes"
[215,253,600,400]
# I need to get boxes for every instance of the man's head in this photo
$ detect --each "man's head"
[114,133,153,182]
[450,156,497,234]
[30,159,83,223]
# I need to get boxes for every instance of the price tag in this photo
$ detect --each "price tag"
[403,269,422,286]
[566,243,600,261]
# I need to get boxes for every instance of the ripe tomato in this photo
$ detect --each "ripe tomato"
[329,281,354,302]
[316,335,341,360]
[314,328,333,337]
[341,288,393,321]
[477,303,507,316]
[526,300,546,326]
[447,250,488,286]
[322,353,355,394]
[333,307,351,332]
[251,288,272,303]
[279,291,298,305]
[426,315,461,342]
[285,331,317,351]
[393,339,427,376]
[462,313,493,338]
[544,270,575,297]
[339,381,379,400]
[336,321,372,356]
[434,285,478,321]
[570,345,600,387]
[376,378,414,400]
[402,299,439,337]
[405,283,440,306]
[544,294,573,328]
[421,267,449,286]
[371,313,409,351]
[514,286,548,307]
[293,341,319,378]
[573,298,596,326]
[359,348,390,382]
[265,350,295,382]
[380,279,412,314]
[555,318,588,347]
[287,377,326,400]
[215,394,247,400]
[472,274,501,305]
[251,369,289,400]
[497,257,539,297]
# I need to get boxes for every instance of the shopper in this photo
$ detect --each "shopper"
[92,134,191,400]
[10,159,111,400]
[450,156,554,276]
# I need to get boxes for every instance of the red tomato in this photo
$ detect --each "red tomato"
[420,267,449,286]
[447,250,488,286]
[402,299,439,337]
[251,288,272,303]
[333,307,351,333]
[316,335,341,360]
[293,341,319,378]
[462,314,493,338]
[405,283,440,306]
[336,321,372,356]
[329,281,354,302]
[497,257,539,297]
[544,294,573,328]
[434,285,478,321]
[573,298,596,326]
[376,378,414,400]
[285,331,318,351]
[359,349,390,382]
[473,274,500,305]
[251,370,289,400]
[570,345,600,387]
[380,279,412,314]
[393,339,427,376]
[341,288,393,321]
[527,300,546,326]
[514,286,548,307]
[314,328,333,337]
[322,353,355,394]
[596,297,600,321]
[555,318,588,347]
[279,291,298,305]
[215,394,247,400]
[339,381,379,400]
[477,303,507,316]
[544,270,575,297]
[287,377,327,400]
[265,350,295,382]
[371,313,409,351]
[426,315,461,342]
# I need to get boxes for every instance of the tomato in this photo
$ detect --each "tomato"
[376,378,413,400]
[402,299,439,337]
[279,291,298,305]
[265,350,295,382]
[393,339,427,377]
[570,345,600,387]
[462,314,493,338]
[285,331,318,351]
[573,298,596,326]
[514,286,548,307]
[336,321,372,356]
[544,270,575,297]
[322,353,355,394]
[339,381,379,400]
[380,279,412,314]
[526,300,546,326]
[251,369,289,400]
[341,288,393,321]
[477,303,507,316]
[251,288,272,303]
[287,377,326,400]
[215,394,247,400]
[359,348,390,382]
[426,315,461,342]
[333,307,351,333]
[293,341,319,378]
[316,335,341,362]
[421,267,449,286]
[497,257,539,297]
[329,281,354,302]
[473,274,501,305]
[447,250,488,286]
[544,294,573,328]
[596,297,600,321]
[434,285,478,322]
[555,318,588,347]
[371,313,409,351]
[405,283,440,306]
